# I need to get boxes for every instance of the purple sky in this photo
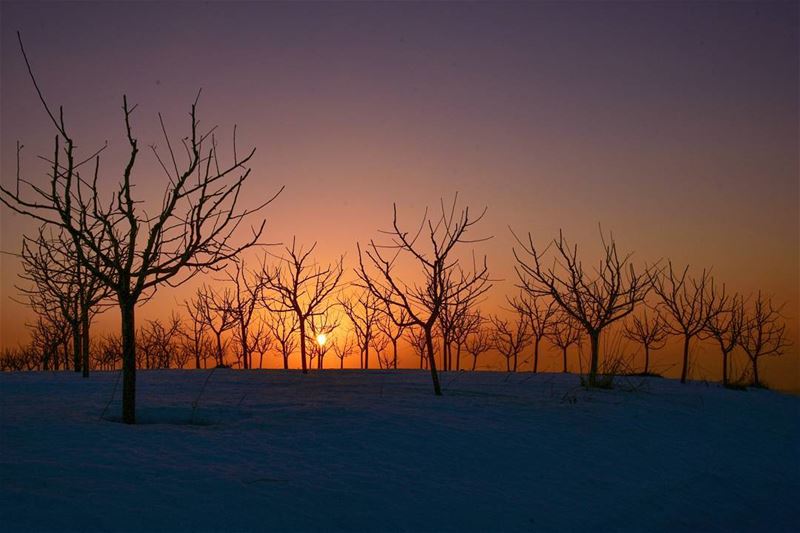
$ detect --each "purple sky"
[1,1,797,386]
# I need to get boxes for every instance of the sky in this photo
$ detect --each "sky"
[1,1,797,388]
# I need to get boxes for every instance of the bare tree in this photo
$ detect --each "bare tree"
[222,260,268,370]
[464,315,492,371]
[490,314,531,372]
[332,334,357,369]
[652,263,725,383]
[699,294,744,386]
[306,311,340,369]
[509,293,557,373]
[375,305,408,370]
[357,196,491,395]
[0,36,280,422]
[17,227,109,375]
[513,229,652,386]
[450,310,482,371]
[197,286,237,367]
[265,311,298,370]
[248,317,273,370]
[370,333,392,369]
[547,313,583,373]
[405,327,430,369]
[182,292,211,369]
[137,314,182,369]
[622,309,668,375]
[740,292,790,387]
[262,239,343,374]
[340,289,382,370]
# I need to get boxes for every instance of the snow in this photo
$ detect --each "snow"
[1,370,798,532]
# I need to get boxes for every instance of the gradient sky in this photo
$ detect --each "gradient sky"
[1,1,797,388]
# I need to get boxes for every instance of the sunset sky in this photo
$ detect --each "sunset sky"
[1,2,797,388]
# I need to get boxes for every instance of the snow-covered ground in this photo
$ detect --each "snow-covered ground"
[1,370,798,532]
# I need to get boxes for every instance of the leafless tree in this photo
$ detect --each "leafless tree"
[247,317,274,369]
[265,311,298,370]
[262,239,343,374]
[546,313,583,373]
[340,289,382,370]
[700,294,745,386]
[0,36,280,422]
[375,305,408,370]
[740,292,790,387]
[222,260,268,369]
[509,293,557,373]
[181,292,211,369]
[405,327,430,370]
[137,313,182,369]
[197,286,237,367]
[622,309,669,375]
[449,310,483,371]
[490,314,531,372]
[370,333,392,369]
[332,334,357,369]
[306,311,340,369]
[17,227,110,376]
[357,196,491,395]
[513,228,652,386]
[464,314,492,371]
[651,263,726,383]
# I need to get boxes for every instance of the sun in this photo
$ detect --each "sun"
[316,333,328,346]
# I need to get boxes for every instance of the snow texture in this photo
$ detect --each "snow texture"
[1,370,798,532]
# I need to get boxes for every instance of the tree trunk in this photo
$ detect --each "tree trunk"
[589,330,599,386]
[472,354,477,371]
[644,345,650,375]
[120,300,137,424]
[506,357,510,372]
[240,326,249,370]
[299,318,308,374]
[283,350,289,370]
[533,337,540,373]
[680,334,690,384]
[513,350,518,372]
[392,338,398,369]
[751,356,760,387]
[194,337,201,369]
[562,346,568,373]
[364,342,369,370]
[424,327,441,395]
[81,307,90,378]
[72,321,81,373]
[722,349,729,386]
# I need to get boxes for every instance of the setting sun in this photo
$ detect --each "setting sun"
[316,333,328,347]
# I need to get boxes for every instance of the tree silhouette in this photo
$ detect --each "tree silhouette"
[340,289,381,370]
[513,229,652,386]
[700,293,745,386]
[546,312,582,373]
[740,292,790,387]
[464,316,492,371]
[622,309,668,375]
[262,239,343,374]
[509,293,557,373]
[490,313,531,372]
[357,196,491,395]
[652,263,725,383]
[0,35,280,422]
[265,311,298,370]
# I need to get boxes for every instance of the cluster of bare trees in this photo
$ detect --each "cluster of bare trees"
[0,35,793,424]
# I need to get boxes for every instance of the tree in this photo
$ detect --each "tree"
[375,305,408,370]
[0,35,280,422]
[740,292,790,387]
[370,333,392,369]
[262,239,343,374]
[509,293,557,373]
[547,313,582,373]
[700,294,744,386]
[137,314,182,369]
[622,309,668,375]
[306,311,339,369]
[464,315,492,371]
[197,286,237,367]
[405,327,430,370]
[450,310,482,371]
[357,196,491,395]
[339,289,381,370]
[222,260,268,370]
[332,334,357,369]
[513,228,652,386]
[651,263,725,383]
[265,311,298,370]
[17,227,109,376]
[182,292,211,369]
[490,314,531,372]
